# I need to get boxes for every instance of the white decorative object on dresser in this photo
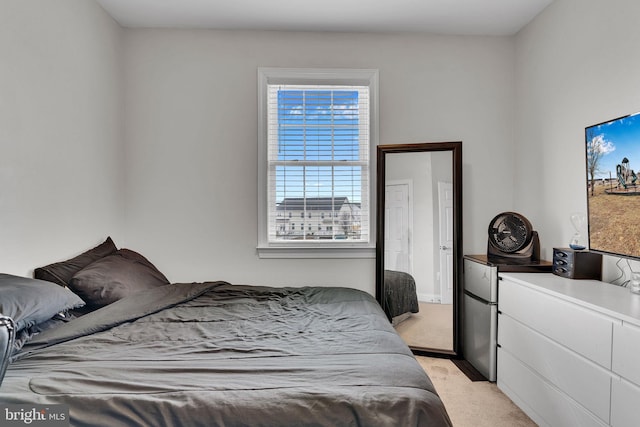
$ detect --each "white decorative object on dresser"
[497,272,640,427]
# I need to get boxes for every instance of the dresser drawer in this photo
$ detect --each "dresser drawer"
[611,377,640,427]
[498,348,609,427]
[499,278,614,368]
[612,322,640,386]
[499,313,612,423]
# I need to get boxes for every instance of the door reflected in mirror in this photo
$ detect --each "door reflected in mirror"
[376,142,462,357]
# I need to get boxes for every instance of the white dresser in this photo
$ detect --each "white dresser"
[497,272,640,427]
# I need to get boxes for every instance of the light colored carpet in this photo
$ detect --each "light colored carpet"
[418,356,537,427]
[395,302,453,350]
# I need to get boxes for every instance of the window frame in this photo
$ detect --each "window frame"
[257,68,378,259]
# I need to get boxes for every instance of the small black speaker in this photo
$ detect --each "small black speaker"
[552,248,602,280]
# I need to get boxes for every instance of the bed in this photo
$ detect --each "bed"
[0,238,452,427]
[383,269,420,324]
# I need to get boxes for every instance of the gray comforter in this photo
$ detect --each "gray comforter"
[0,282,452,427]
[384,270,420,319]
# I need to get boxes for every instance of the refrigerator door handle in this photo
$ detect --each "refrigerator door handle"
[489,303,498,381]
[464,289,492,305]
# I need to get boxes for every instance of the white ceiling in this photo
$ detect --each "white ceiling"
[96,0,554,36]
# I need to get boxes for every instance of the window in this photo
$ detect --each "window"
[258,68,378,258]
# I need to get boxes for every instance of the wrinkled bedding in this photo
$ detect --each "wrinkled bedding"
[0,282,451,427]
[384,270,420,319]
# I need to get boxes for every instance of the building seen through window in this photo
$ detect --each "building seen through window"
[275,197,361,240]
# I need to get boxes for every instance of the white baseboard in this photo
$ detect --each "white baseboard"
[417,292,441,303]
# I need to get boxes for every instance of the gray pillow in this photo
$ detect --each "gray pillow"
[0,274,85,331]
[34,237,117,287]
[69,249,169,308]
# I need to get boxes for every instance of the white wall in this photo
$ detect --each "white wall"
[5,0,638,294]
[514,0,640,279]
[122,29,515,292]
[0,0,125,276]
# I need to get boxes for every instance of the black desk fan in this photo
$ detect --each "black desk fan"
[487,212,540,262]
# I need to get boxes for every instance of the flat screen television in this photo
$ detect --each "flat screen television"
[586,111,640,259]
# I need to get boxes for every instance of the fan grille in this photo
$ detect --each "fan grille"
[488,212,533,254]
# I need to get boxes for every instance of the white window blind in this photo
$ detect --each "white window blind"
[266,84,370,243]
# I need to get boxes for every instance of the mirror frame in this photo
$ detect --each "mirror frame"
[375,141,462,358]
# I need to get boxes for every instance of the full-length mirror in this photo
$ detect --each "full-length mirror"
[376,142,462,357]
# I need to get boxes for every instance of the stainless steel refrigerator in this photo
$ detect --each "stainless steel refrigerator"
[463,257,498,381]
[463,255,552,382]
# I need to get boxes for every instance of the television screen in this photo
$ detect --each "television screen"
[586,111,640,259]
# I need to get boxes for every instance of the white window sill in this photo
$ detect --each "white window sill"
[257,245,376,259]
